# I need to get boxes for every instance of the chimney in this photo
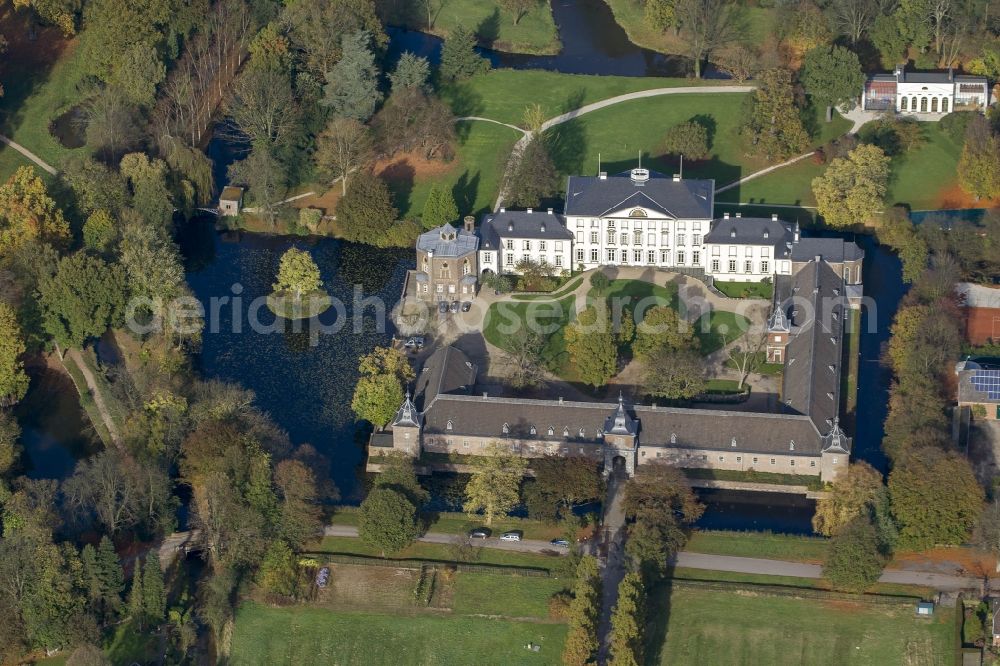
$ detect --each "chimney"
[771,213,778,221]
[948,67,953,81]
[547,208,553,215]
[499,207,506,213]
[894,63,904,81]
[463,215,475,232]
[763,229,769,239]
[735,212,741,218]
[558,396,564,404]
[794,223,800,242]
[540,222,546,232]
[730,229,736,238]
[723,212,730,219]
[599,172,607,180]
[527,207,533,214]
[672,174,681,182]
[482,392,488,400]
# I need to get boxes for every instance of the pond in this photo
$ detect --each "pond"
[15,364,100,480]
[693,489,816,535]
[178,221,413,500]
[48,104,87,149]
[387,0,723,78]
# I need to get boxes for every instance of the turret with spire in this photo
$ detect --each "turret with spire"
[603,392,638,477]
[389,389,422,456]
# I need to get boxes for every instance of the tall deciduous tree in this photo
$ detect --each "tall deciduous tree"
[822,515,885,592]
[358,486,418,555]
[335,172,398,243]
[351,346,414,429]
[321,30,382,121]
[501,329,547,390]
[118,217,185,307]
[957,115,1000,201]
[741,68,809,161]
[0,303,29,406]
[373,86,457,160]
[38,253,127,349]
[565,305,617,388]
[663,120,710,160]
[801,45,865,122]
[463,443,527,525]
[273,248,323,300]
[812,461,884,536]
[499,0,539,25]
[609,572,645,666]
[562,555,601,666]
[632,305,694,360]
[227,67,300,150]
[0,166,70,254]
[83,210,117,253]
[642,347,705,400]
[523,456,602,522]
[439,24,490,81]
[830,0,874,45]
[119,153,174,231]
[889,446,984,550]
[673,0,743,78]
[505,134,559,208]
[812,144,890,228]
[315,117,374,195]
[228,148,287,228]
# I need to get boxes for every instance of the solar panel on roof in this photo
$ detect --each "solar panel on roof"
[971,369,1000,400]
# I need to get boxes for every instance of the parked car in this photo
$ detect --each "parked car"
[500,531,523,542]
[468,528,491,539]
[549,538,570,548]
[438,301,448,314]
[461,301,472,312]
[449,300,460,313]
[315,566,331,588]
[403,336,425,349]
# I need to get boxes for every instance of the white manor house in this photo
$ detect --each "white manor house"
[411,168,863,302]
[863,65,989,114]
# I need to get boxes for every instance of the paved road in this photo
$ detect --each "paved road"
[0,134,58,175]
[672,552,989,592]
[323,524,569,555]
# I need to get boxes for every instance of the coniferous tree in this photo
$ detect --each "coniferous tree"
[439,24,490,81]
[96,536,124,616]
[142,553,166,625]
[321,30,382,121]
[128,558,144,624]
[421,185,460,229]
[505,135,559,208]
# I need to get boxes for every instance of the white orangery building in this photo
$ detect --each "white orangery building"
[863,65,989,115]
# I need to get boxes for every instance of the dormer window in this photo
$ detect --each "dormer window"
[789,440,795,451]
[579,427,586,437]
[547,426,554,436]
[502,423,509,435]
[446,420,453,431]
[763,230,769,239]
[670,433,677,444]
[529,426,537,435]
[563,427,569,437]
[731,438,737,447]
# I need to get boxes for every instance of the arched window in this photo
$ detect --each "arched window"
[446,420,453,431]
[920,96,928,112]
[931,97,938,112]
[900,97,908,111]
[941,97,949,113]
[628,208,647,218]
[502,423,509,435]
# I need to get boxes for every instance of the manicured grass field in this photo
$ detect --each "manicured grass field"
[482,294,577,374]
[595,278,678,310]
[391,0,560,55]
[716,157,826,206]
[452,572,568,618]
[713,280,774,300]
[702,378,743,393]
[692,309,750,354]
[230,602,567,666]
[649,585,954,665]
[393,120,521,220]
[441,69,728,127]
[670,568,938,599]
[685,529,830,563]
[307,536,562,570]
[884,125,962,211]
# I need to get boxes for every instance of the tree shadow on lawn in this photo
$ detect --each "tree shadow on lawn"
[546,120,588,176]
[642,575,677,666]
[442,84,485,137]
[452,170,482,216]
[379,159,416,217]
[476,8,501,49]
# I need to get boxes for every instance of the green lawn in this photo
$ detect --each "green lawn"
[724,352,784,376]
[388,0,560,55]
[307,536,561,570]
[594,278,678,310]
[393,119,521,221]
[230,602,567,666]
[482,294,577,375]
[452,572,568,618]
[441,69,730,128]
[702,378,743,393]
[693,309,750,355]
[685,530,829,563]
[713,280,774,300]
[884,125,962,211]
[648,585,954,665]
[511,275,585,300]
[0,35,91,181]
[672,568,938,599]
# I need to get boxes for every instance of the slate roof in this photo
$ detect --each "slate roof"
[704,217,796,255]
[413,346,477,410]
[415,223,479,258]
[478,210,573,246]
[422,394,826,455]
[779,260,847,434]
[790,237,864,263]
[564,171,714,219]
